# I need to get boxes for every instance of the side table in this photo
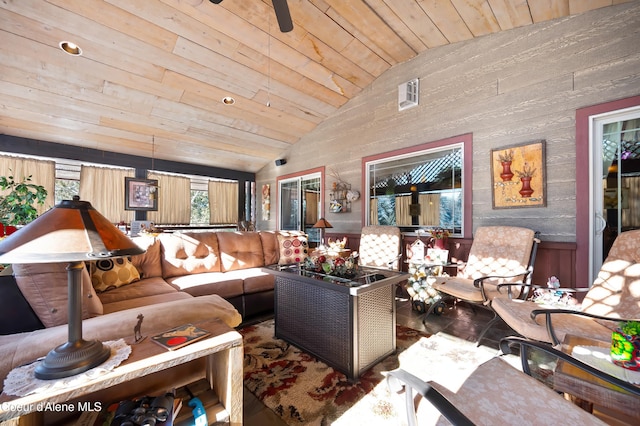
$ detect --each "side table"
[556,334,639,424]
[0,318,243,425]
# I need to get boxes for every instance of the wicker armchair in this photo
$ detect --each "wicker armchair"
[358,225,402,271]
[427,226,539,343]
[387,337,639,426]
[491,229,640,345]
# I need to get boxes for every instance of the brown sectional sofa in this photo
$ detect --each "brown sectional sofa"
[0,229,298,391]
[119,230,282,318]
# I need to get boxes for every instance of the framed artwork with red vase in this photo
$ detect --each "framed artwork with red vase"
[491,140,546,209]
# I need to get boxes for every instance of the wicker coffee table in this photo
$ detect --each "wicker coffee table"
[265,265,407,380]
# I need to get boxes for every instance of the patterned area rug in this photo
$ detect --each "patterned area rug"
[240,319,499,425]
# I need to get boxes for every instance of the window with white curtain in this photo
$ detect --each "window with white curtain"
[80,165,135,223]
[0,154,56,216]
[208,180,238,224]
[364,136,470,236]
[147,171,192,225]
[1,152,246,227]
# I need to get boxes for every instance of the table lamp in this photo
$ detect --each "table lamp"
[312,218,333,250]
[0,196,145,379]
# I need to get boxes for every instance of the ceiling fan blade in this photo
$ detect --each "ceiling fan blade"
[272,0,293,33]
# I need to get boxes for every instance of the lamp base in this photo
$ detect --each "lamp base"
[35,339,111,380]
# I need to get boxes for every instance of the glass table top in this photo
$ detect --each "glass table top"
[265,264,405,288]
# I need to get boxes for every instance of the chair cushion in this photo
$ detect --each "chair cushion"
[582,229,640,319]
[431,276,502,305]
[461,226,534,283]
[491,298,614,344]
[425,357,608,425]
[358,225,401,270]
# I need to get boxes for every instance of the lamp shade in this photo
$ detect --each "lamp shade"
[313,218,333,229]
[0,197,144,263]
[0,197,145,379]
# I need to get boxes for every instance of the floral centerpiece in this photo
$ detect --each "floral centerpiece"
[429,227,450,250]
[429,227,450,240]
[303,252,358,278]
[611,320,640,370]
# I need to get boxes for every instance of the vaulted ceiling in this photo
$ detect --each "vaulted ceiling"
[0,1,631,173]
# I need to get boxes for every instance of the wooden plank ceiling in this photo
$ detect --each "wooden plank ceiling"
[0,0,630,173]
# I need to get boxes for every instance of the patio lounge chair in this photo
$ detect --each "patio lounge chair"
[491,229,640,345]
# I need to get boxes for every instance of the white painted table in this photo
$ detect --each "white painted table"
[0,319,243,425]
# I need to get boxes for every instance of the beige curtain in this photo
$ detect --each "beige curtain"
[80,166,134,223]
[305,191,319,225]
[395,195,412,226]
[147,172,191,225]
[370,198,378,225]
[0,155,55,215]
[622,177,640,228]
[419,193,441,226]
[209,180,238,224]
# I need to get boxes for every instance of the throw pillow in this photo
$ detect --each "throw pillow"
[13,262,103,328]
[277,233,309,265]
[91,257,141,292]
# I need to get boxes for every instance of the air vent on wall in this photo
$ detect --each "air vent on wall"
[398,78,419,111]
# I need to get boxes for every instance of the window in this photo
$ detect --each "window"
[277,168,323,243]
[2,152,242,226]
[191,177,210,225]
[55,161,80,204]
[363,134,472,237]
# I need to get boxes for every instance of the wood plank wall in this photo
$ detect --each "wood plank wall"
[258,2,640,287]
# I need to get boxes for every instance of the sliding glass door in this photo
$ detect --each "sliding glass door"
[278,172,322,244]
[590,107,640,282]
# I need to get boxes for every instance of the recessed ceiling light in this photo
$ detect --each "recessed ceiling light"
[222,96,235,105]
[59,41,82,56]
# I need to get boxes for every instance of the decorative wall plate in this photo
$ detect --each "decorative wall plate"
[346,190,360,201]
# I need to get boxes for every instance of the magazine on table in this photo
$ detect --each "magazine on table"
[151,324,211,351]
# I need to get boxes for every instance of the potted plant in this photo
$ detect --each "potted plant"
[513,162,536,198]
[429,227,450,249]
[610,320,640,370]
[0,172,48,228]
[497,150,515,181]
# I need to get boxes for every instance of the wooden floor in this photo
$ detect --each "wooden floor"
[241,297,514,425]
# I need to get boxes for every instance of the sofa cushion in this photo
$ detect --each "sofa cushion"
[216,232,265,272]
[277,233,309,265]
[13,262,103,328]
[96,276,178,305]
[101,291,193,314]
[259,231,280,265]
[240,268,276,294]
[166,272,244,298]
[131,236,163,278]
[160,232,222,278]
[90,257,141,292]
